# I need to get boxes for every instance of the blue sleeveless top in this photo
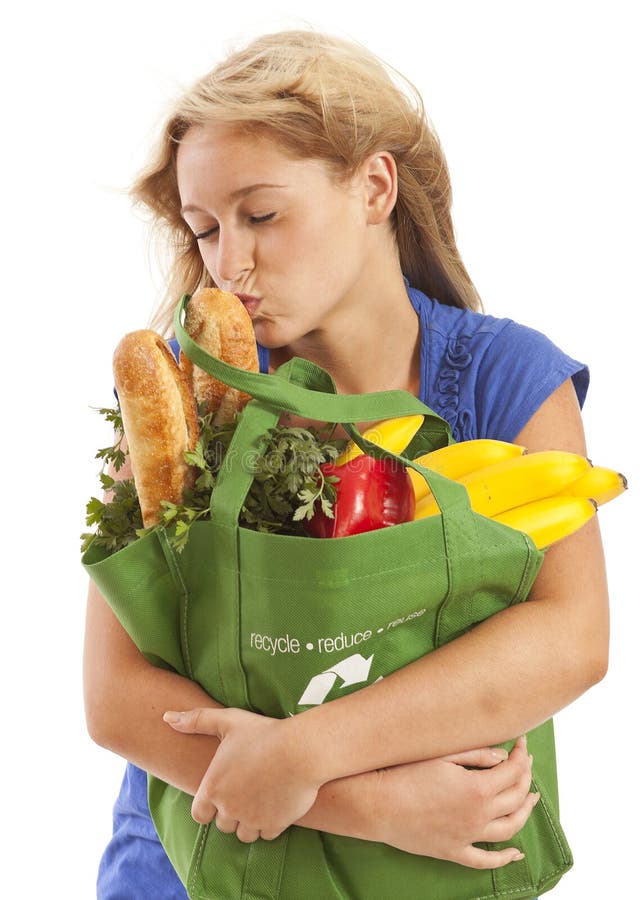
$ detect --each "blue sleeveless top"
[97,286,587,898]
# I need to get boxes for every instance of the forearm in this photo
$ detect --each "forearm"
[295,605,567,781]
[84,582,379,839]
[292,521,609,784]
[84,630,223,793]
[296,772,379,840]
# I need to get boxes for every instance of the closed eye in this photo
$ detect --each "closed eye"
[194,213,275,241]
[195,224,219,241]
[249,212,276,224]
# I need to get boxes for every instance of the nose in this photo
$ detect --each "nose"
[213,226,254,289]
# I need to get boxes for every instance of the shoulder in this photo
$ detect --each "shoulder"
[475,317,589,442]
[409,288,589,443]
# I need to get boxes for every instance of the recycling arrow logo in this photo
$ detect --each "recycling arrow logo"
[297,653,374,706]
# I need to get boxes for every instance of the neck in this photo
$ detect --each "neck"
[270,271,421,397]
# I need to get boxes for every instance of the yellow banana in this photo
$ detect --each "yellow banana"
[409,439,526,501]
[414,450,592,519]
[492,496,597,549]
[335,415,424,466]
[558,465,627,506]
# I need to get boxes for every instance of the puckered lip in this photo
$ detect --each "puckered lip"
[234,292,262,319]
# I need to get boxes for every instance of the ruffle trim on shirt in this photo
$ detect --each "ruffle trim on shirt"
[435,336,475,442]
[406,285,475,443]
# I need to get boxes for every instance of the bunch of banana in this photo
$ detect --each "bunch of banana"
[410,441,627,549]
[333,418,627,550]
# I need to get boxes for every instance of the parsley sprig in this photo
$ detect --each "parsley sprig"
[153,411,237,552]
[81,473,144,555]
[242,425,342,534]
[81,406,345,555]
[93,406,127,472]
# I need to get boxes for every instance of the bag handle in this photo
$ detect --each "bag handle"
[174,295,472,523]
[175,294,448,429]
[208,396,472,528]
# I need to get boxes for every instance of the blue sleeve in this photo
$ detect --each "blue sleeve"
[474,321,589,443]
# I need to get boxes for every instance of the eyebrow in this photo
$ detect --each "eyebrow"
[180,183,287,214]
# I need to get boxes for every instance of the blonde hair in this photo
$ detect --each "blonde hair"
[132,30,482,334]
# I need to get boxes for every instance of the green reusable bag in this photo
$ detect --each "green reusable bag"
[82,296,573,899]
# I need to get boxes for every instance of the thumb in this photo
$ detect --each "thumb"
[442,746,509,769]
[163,707,225,736]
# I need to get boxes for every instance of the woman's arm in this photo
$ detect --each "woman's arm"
[166,379,608,834]
[84,585,535,864]
[89,437,511,854]
[84,579,221,794]
[297,378,609,777]
[83,445,223,793]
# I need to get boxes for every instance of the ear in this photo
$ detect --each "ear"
[359,151,398,225]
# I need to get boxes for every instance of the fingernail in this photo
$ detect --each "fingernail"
[531,792,541,806]
[529,754,534,766]
[511,851,525,862]
[491,747,509,760]
[163,710,182,724]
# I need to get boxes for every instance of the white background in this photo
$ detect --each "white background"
[2,1,640,897]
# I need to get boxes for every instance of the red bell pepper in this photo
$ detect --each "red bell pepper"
[305,455,415,537]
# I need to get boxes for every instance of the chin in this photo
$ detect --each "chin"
[253,319,299,351]
[252,320,283,350]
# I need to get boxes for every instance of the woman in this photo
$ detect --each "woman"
[84,29,608,898]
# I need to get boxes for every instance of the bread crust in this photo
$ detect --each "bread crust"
[180,288,259,423]
[113,330,199,527]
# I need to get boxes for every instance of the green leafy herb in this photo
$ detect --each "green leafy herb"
[80,471,145,555]
[93,406,127,472]
[81,405,346,556]
[242,425,342,535]
[152,411,238,551]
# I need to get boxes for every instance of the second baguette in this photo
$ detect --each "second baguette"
[180,287,259,423]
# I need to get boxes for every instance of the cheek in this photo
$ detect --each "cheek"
[289,209,361,275]
[196,244,219,283]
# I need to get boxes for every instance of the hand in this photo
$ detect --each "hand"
[163,707,322,842]
[374,735,539,868]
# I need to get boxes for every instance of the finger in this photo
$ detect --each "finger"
[191,792,217,825]
[489,753,534,819]
[236,823,261,843]
[258,825,286,841]
[480,736,530,793]
[163,707,224,736]
[442,746,509,768]
[458,844,525,870]
[483,792,541,843]
[509,734,528,761]
[215,811,240,834]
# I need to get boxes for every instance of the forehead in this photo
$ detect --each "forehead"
[176,124,337,204]
[177,124,324,182]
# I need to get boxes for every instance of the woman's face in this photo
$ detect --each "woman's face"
[176,124,381,350]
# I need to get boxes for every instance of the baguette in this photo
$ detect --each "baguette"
[113,330,199,528]
[180,287,259,424]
